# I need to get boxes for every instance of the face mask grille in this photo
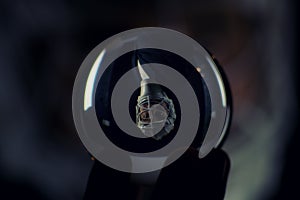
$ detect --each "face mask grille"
[136,95,176,139]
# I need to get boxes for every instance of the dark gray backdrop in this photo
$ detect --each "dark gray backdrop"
[0,0,298,199]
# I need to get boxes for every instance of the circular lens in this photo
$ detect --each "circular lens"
[72,27,231,173]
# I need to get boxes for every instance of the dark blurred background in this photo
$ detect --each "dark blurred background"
[0,0,299,199]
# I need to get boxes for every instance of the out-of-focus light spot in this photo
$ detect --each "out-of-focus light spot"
[211,111,216,118]
[84,49,106,111]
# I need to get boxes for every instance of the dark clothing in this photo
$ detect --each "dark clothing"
[84,149,230,200]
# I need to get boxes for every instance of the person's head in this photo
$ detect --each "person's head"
[136,80,176,140]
